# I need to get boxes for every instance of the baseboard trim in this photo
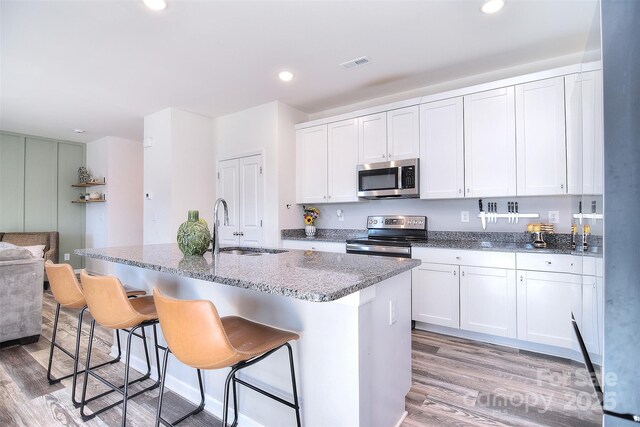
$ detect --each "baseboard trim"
[394,410,408,427]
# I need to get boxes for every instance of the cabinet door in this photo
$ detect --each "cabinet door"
[580,71,604,195]
[581,275,600,355]
[0,133,25,231]
[516,77,567,196]
[387,106,419,161]
[566,71,604,196]
[296,126,328,203]
[24,138,58,231]
[327,119,358,203]
[464,87,517,197]
[217,158,240,246]
[358,112,387,164]
[460,266,517,338]
[516,270,582,349]
[238,155,263,247]
[419,98,464,199]
[57,143,86,269]
[412,263,459,327]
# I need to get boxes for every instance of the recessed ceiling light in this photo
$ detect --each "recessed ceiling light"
[481,0,504,14]
[278,71,294,82]
[74,129,86,134]
[143,0,167,11]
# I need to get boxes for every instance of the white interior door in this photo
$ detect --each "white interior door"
[217,158,240,246]
[238,155,263,246]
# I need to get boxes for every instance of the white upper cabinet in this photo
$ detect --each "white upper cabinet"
[296,125,328,204]
[296,120,358,204]
[387,106,420,161]
[515,77,567,196]
[419,98,464,199]
[358,106,419,164]
[358,112,387,164]
[463,87,517,197]
[566,71,603,195]
[327,119,359,203]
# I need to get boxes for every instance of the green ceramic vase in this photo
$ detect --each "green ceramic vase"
[177,210,211,256]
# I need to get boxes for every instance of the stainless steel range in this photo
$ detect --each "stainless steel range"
[346,215,427,258]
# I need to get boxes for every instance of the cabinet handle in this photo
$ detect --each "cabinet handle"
[461,271,465,277]
[466,188,470,193]
[328,195,331,199]
[455,256,461,260]
[520,276,524,282]
[545,261,552,265]
[239,232,244,236]
[232,232,238,236]
[458,189,462,194]
[323,195,327,199]
[453,270,457,276]
[561,184,564,189]
[382,154,386,159]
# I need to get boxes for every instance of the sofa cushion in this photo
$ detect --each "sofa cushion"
[22,244,46,258]
[0,242,33,261]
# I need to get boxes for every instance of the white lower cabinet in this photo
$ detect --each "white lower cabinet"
[460,266,517,338]
[516,270,582,349]
[412,263,459,327]
[581,274,603,355]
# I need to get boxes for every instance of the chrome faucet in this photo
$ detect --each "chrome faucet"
[212,198,229,255]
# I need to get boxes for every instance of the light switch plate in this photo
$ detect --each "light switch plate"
[64,253,70,261]
[548,211,560,224]
[389,299,397,325]
[461,211,469,223]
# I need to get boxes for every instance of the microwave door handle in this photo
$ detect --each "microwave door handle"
[398,166,402,189]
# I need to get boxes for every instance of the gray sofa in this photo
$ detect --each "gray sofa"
[0,242,44,345]
[0,231,58,283]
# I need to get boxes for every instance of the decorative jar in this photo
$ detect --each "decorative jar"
[177,210,211,256]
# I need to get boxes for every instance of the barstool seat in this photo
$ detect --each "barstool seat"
[79,270,163,426]
[153,288,301,427]
[44,261,145,407]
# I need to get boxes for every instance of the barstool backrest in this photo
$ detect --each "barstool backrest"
[45,261,86,309]
[153,288,237,369]
[80,270,147,329]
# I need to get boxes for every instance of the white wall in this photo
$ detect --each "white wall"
[86,136,143,273]
[212,101,306,246]
[300,195,579,234]
[143,108,215,244]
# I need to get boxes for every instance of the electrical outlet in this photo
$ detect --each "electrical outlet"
[64,253,70,261]
[461,211,469,223]
[389,299,397,325]
[548,211,560,224]
[145,192,153,200]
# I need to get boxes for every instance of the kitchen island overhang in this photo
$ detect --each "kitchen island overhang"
[76,244,420,427]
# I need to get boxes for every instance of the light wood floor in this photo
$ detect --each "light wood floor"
[0,291,601,426]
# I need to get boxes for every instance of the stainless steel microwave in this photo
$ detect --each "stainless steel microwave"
[357,158,419,199]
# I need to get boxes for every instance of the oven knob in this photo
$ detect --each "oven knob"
[373,220,378,224]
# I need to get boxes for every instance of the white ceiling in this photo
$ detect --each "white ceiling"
[0,0,600,143]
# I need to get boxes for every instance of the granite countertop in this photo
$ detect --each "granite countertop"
[281,229,602,257]
[76,244,420,303]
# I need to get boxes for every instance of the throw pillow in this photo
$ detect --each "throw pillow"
[22,244,46,258]
[0,242,33,261]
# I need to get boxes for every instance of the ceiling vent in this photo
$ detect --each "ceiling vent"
[340,56,372,70]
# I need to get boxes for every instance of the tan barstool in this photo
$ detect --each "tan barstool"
[153,288,302,427]
[44,261,145,407]
[79,270,162,426]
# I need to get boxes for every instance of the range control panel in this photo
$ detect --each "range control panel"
[367,215,427,230]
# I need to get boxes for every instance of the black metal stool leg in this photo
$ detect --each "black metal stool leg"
[79,319,97,420]
[286,343,302,427]
[70,306,87,406]
[155,347,171,427]
[46,303,62,384]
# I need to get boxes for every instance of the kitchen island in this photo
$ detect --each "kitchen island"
[77,244,420,427]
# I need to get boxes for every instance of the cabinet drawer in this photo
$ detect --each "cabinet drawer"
[281,240,346,253]
[412,247,515,269]
[516,253,581,274]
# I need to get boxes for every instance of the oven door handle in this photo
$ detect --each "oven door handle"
[346,243,411,257]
